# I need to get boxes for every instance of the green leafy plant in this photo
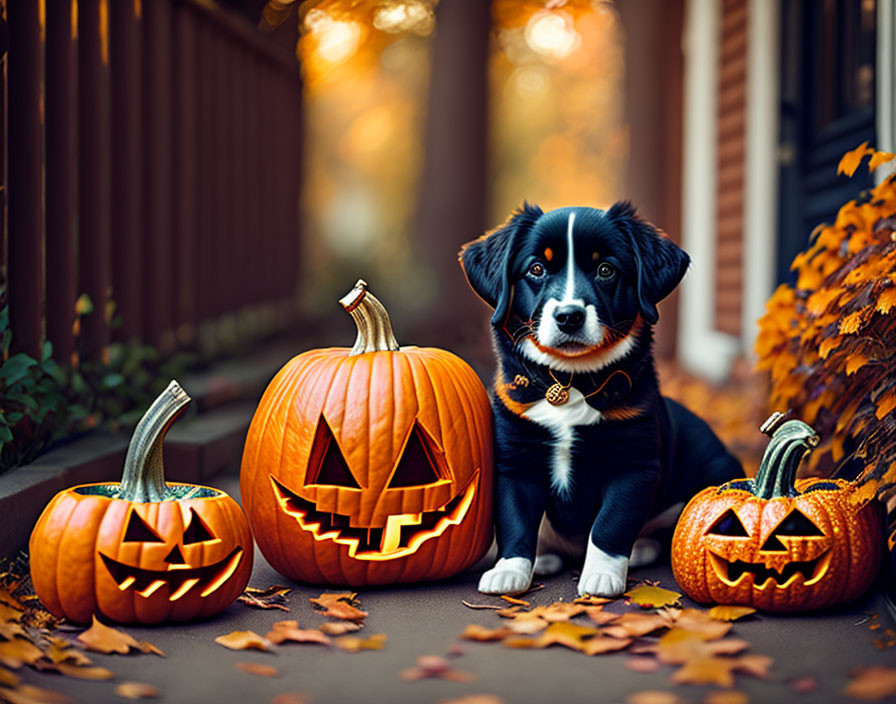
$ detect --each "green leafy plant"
[0,293,192,474]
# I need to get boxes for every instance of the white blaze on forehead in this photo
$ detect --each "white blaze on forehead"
[563,212,576,302]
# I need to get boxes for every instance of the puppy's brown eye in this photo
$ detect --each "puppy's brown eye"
[597,262,615,280]
[527,262,545,279]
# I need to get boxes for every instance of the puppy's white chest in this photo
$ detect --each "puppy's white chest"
[523,388,601,495]
[524,388,602,428]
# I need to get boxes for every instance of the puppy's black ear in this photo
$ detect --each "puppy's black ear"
[459,202,542,326]
[607,200,689,324]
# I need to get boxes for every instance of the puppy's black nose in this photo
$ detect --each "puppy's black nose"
[554,304,586,333]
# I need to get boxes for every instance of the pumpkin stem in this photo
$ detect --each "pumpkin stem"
[340,279,400,356]
[753,418,820,499]
[120,380,191,502]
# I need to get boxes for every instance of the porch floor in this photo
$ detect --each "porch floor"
[13,470,896,704]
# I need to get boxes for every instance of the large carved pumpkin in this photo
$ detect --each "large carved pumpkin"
[240,280,493,586]
[672,415,883,611]
[30,382,253,624]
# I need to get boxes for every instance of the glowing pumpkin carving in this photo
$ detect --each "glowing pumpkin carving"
[29,382,253,624]
[240,280,494,586]
[672,414,884,612]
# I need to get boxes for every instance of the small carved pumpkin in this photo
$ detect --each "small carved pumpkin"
[240,280,493,586]
[672,415,883,611]
[29,382,253,624]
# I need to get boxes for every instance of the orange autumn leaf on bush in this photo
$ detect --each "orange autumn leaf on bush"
[756,146,896,494]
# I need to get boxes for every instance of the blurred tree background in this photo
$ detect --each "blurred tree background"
[262,0,626,361]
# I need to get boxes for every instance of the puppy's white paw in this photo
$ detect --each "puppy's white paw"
[534,553,563,576]
[579,540,629,597]
[577,570,626,598]
[478,557,534,595]
[629,537,661,568]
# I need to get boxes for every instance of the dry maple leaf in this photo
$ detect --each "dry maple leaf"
[869,151,896,172]
[838,142,874,177]
[528,621,599,652]
[626,691,685,704]
[732,654,773,679]
[236,662,281,677]
[585,607,619,626]
[662,610,732,640]
[214,631,272,652]
[842,665,896,699]
[707,606,756,622]
[309,593,368,622]
[0,638,44,668]
[602,612,670,639]
[0,667,20,687]
[460,624,514,642]
[788,674,820,693]
[671,653,772,688]
[401,655,476,682]
[77,616,146,655]
[115,682,162,699]
[54,663,116,680]
[581,635,632,656]
[238,585,293,612]
[540,602,586,622]
[138,641,165,657]
[625,583,682,609]
[270,695,310,704]
[656,635,750,665]
[625,657,661,673]
[704,690,749,704]
[4,683,74,703]
[266,621,331,646]
[0,602,24,623]
[671,656,738,687]
[320,621,362,635]
[334,633,386,652]
[46,641,93,666]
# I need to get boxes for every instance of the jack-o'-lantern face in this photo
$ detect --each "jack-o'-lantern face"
[271,416,478,560]
[99,502,245,600]
[672,418,884,612]
[30,381,254,625]
[240,281,494,587]
[701,502,832,590]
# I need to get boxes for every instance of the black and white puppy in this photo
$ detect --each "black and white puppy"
[459,202,743,597]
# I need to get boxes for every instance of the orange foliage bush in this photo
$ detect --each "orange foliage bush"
[755,144,896,495]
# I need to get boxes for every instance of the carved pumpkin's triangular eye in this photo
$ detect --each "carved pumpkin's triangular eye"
[389,426,443,488]
[124,511,166,543]
[761,509,824,551]
[183,508,217,544]
[306,417,361,488]
[706,509,749,537]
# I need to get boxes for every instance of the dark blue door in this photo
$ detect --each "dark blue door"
[776,0,877,285]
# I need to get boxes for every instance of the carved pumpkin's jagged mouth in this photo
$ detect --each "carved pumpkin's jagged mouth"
[270,474,478,561]
[709,550,831,589]
[100,547,244,601]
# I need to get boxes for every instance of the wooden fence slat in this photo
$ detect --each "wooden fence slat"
[110,0,143,341]
[77,0,112,361]
[44,0,76,363]
[141,0,175,350]
[173,4,199,343]
[7,0,44,359]
[196,20,214,323]
[212,30,228,319]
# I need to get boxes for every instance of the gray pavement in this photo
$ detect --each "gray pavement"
[15,470,896,704]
